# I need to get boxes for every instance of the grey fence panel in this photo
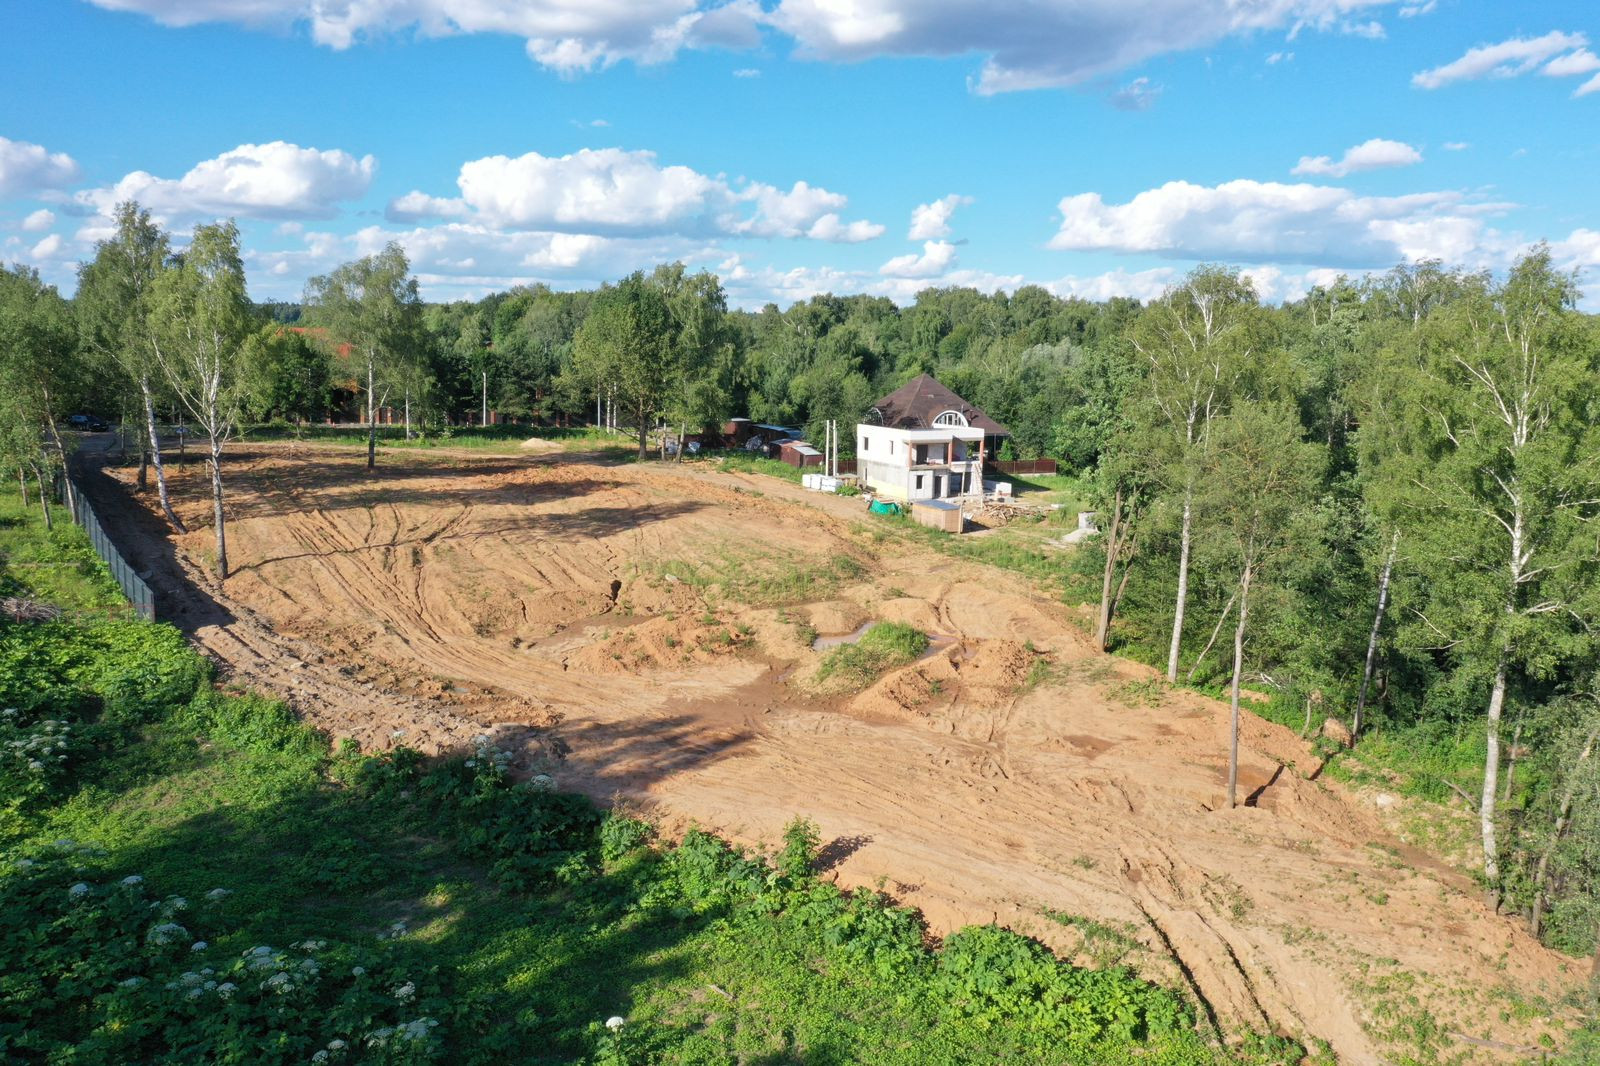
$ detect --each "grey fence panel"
[67,484,155,621]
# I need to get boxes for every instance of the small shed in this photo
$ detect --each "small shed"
[912,499,964,534]
[778,440,824,469]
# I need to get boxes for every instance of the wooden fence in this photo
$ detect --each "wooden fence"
[985,459,1058,476]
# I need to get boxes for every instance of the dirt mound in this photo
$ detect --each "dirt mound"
[77,442,1589,1064]
[566,615,753,673]
[805,599,867,635]
[519,437,563,453]
[849,639,1036,721]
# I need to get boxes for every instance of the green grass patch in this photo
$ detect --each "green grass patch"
[646,547,866,607]
[869,510,1066,590]
[998,471,1091,513]
[0,495,124,614]
[701,451,806,483]
[816,622,929,687]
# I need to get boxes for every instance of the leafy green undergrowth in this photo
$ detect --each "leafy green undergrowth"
[0,495,124,613]
[702,451,807,483]
[0,506,1289,1065]
[816,622,930,687]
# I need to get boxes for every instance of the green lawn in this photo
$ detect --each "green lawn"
[0,492,1303,1066]
[995,471,1091,516]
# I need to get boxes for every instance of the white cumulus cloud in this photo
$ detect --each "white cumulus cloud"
[28,233,66,260]
[21,209,56,232]
[1543,48,1600,78]
[387,148,883,243]
[1292,138,1422,178]
[89,1,1402,93]
[76,141,375,222]
[880,240,958,278]
[1412,31,1588,89]
[907,194,972,239]
[771,0,1395,94]
[0,136,81,199]
[1578,72,1600,98]
[86,0,763,75]
[1047,177,1516,268]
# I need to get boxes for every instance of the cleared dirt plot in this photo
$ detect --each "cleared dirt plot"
[82,444,1588,1064]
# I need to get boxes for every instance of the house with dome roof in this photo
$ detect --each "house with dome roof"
[855,374,1010,503]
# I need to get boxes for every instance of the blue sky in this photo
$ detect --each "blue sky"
[2,0,1597,308]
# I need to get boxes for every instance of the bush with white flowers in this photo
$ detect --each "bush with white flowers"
[0,842,446,1064]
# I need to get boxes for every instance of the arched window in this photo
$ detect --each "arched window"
[932,410,969,427]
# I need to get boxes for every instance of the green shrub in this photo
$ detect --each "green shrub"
[816,622,930,686]
[934,926,1187,1045]
[599,813,654,864]
[778,817,820,881]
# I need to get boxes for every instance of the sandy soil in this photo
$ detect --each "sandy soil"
[78,444,1588,1064]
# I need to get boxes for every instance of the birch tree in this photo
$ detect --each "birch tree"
[0,265,80,521]
[570,272,677,459]
[303,244,421,470]
[1197,401,1324,808]
[1128,266,1262,682]
[77,202,187,532]
[1375,248,1600,904]
[149,221,251,579]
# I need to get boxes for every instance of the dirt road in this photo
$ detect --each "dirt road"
[77,444,1586,1063]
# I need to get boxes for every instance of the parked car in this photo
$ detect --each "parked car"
[66,414,109,432]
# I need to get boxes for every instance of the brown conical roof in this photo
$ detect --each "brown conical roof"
[867,374,1009,435]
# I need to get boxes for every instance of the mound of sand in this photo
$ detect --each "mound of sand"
[848,639,1036,720]
[566,615,753,674]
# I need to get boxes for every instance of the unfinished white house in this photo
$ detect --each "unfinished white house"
[855,375,1010,503]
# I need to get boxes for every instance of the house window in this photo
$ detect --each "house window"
[914,474,924,491]
[933,410,969,427]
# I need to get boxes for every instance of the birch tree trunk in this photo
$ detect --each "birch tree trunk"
[1167,487,1193,682]
[209,439,228,579]
[41,416,76,516]
[143,379,186,532]
[18,468,27,506]
[1353,529,1399,736]
[1227,563,1253,809]
[33,463,51,530]
[1481,649,1508,906]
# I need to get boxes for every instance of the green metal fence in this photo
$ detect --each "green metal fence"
[67,483,155,621]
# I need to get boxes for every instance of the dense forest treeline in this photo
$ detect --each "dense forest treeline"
[4,200,1600,974]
